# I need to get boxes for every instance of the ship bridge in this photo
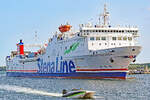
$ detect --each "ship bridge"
[76,4,140,51]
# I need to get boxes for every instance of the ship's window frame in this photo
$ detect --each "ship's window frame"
[96,30,98,32]
[101,37,106,40]
[128,37,132,41]
[96,37,100,40]
[112,37,117,40]
[123,36,127,40]
[90,37,95,41]
[102,30,104,32]
[118,37,122,40]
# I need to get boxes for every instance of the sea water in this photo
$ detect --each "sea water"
[0,71,150,100]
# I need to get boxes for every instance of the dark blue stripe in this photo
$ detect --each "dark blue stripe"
[6,72,127,78]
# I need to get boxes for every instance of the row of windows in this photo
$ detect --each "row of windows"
[80,30,138,33]
[90,37,132,41]
[91,42,132,46]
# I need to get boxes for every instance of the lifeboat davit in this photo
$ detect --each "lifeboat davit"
[59,24,72,33]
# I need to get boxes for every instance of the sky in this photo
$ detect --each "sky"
[0,0,150,66]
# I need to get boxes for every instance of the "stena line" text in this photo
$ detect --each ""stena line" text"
[37,57,76,73]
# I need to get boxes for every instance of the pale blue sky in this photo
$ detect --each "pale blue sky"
[0,0,150,66]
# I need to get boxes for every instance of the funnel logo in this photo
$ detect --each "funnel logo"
[37,57,76,73]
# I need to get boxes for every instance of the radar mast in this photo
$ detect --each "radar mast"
[101,4,110,26]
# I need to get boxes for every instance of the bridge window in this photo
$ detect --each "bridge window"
[128,37,132,41]
[101,37,106,40]
[112,37,117,40]
[90,37,95,40]
[118,37,122,40]
[123,37,127,40]
[96,37,100,40]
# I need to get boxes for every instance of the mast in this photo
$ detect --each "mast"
[101,4,110,26]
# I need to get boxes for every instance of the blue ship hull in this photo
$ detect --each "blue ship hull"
[6,72,127,79]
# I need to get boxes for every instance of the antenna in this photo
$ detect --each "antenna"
[98,16,101,25]
[24,31,42,49]
[34,31,38,42]
[101,4,110,26]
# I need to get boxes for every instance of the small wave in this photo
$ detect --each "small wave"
[94,96,104,99]
[0,85,62,97]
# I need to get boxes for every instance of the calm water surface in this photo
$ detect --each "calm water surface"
[0,72,150,100]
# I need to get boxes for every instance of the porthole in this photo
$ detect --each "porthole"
[132,49,135,51]
[110,58,114,63]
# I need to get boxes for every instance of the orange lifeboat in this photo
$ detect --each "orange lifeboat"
[59,24,72,33]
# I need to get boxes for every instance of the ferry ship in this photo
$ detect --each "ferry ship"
[6,5,141,79]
